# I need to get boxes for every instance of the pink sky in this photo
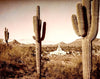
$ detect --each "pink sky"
[0,0,100,44]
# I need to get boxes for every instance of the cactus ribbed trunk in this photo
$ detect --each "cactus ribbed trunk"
[36,40,41,78]
[71,0,99,79]
[33,6,46,79]
[82,38,92,79]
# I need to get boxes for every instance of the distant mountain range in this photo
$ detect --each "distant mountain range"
[7,38,100,47]
[43,38,100,47]
[9,39,35,47]
[60,38,100,47]
[9,39,21,45]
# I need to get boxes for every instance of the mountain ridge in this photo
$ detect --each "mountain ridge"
[8,38,100,47]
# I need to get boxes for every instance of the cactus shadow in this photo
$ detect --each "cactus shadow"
[82,6,88,36]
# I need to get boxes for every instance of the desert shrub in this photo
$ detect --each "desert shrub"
[0,45,36,67]
[0,39,3,43]
[41,55,83,79]
[91,55,100,79]
[0,44,36,78]
[0,44,100,79]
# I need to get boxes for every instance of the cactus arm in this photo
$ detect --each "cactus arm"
[4,30,6,40]
[71,14,80,36]
[41,22,46,41]
[33,36,36,40]
[82,0,91,31]
[8,32,9,39]
[88,0,99,40]
[33,16,38,34]
[77,3,86,36]
[4,27,9,45]
[33,16,40,41]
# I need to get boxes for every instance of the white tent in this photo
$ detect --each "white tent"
[50,44,66,55]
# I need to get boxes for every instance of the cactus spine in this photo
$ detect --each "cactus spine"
[4,27,9,45]
[33,6,46,79]
[72,0,99,79]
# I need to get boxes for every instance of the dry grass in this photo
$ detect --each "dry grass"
[0,44,36,78]
[42,55,82,79]
[0,44,100,79]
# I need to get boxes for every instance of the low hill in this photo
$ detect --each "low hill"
[67,38,100,47]
[9,39,21,45]
[68,39,82,47]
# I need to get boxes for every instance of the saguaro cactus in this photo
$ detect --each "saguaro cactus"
[33,6,46,79]
[4,27,9,45]
[71,0,99,79]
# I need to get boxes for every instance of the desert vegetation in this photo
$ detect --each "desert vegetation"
[0,39,100,79]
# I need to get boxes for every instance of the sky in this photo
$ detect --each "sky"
[0,0,100,44]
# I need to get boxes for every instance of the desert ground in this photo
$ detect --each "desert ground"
[0,38,100,79]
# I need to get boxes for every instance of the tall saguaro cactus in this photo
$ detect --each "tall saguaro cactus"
[4,27,9,46]
[71,0,99,79]
[33,6,46,79]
